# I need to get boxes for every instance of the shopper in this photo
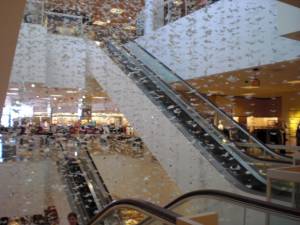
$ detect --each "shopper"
[67,212,79,225]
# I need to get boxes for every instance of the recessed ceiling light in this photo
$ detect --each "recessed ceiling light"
[9,88,19,91]
[287,80,300,84]
[7,92,18,96]
[241,86,259,89]
[110,8,124,15]
[31,84,36,88]
[66,90,78,94]
[242,93,256,96]
[93,96,106,99]
[93,20,107,26]
[95,41,101,46]
[124,25,136,31]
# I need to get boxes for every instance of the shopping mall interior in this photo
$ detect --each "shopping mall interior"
[1,0,300,225]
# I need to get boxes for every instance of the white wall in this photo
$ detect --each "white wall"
[10,23,47,84]
[144,0,165,34]
[10,23,86,89]
[277,1,300,35]
[136,0,300,80]
[87,41,236,193]
[46,34,87,89]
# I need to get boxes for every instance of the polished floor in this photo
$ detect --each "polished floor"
[82,134,182,205]
[0,135,71,225]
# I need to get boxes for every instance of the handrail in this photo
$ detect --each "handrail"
[108,41,290,188]
[130,40,292,162]
[88,199,180,225]
[73,136,113,202]
[164,189,300,219]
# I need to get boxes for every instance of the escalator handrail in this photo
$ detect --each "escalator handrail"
[164,189,300,219]
[87,199,180,225]
[72,136,113,202]
[130,40,291,161]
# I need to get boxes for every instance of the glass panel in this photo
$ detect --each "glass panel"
[43,12,83,37]
[169,197,300,225]
[23,0,44,25]
[91,208,167,225]
[121,41,293,193]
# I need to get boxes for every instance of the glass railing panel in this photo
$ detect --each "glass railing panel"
[91,207,172,225]
[43,11,84,37]
[124,41,291,163]
[168,197,300,225]
[23,0,44,25]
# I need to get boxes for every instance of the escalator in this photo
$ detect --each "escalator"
[88,189,300,225]
[105,41,293,195]
[55,138,112,224]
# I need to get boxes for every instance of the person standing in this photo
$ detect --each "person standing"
[67,212,79,225]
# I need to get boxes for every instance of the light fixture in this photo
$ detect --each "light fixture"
[50,94,63,97]
[66,90,78,94]
[242,93,256,96]
[110,8,124,15]
[53,97,57,101]
[36,95,39,98]
[95,41,101,46]
[287,80,300,84]
[124,25,136,31]
[93,96,107,99]
[31,83,36,88]
[106,19,111,24]
[9,88,19,91]
[82,95,86,99]
[58,106,62,110]
[93,20,107,26]
[7,92,18,96]
[241,86,259,89]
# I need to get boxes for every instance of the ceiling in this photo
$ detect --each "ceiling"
[180,58,300,98]
[45,0,145,41]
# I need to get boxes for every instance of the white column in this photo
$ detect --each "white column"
[144,0,165,34]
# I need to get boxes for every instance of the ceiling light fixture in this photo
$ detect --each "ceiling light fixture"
[287,80,300,84]
[110,8,124,15]
[7,92,18,96]
[31,84,36,88]
[92,96,107,99]
[95,41,101,46]
[124,25,136,31]
[9,88,19,91]
[93,20,107,26]
[66,90,78,94]
[241,86,259,89]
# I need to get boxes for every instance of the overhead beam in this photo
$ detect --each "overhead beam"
[283,31,300,41]
[279,0,300,8]
[0,0,26,117]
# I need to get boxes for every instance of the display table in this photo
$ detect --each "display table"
[267,166,300,208]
